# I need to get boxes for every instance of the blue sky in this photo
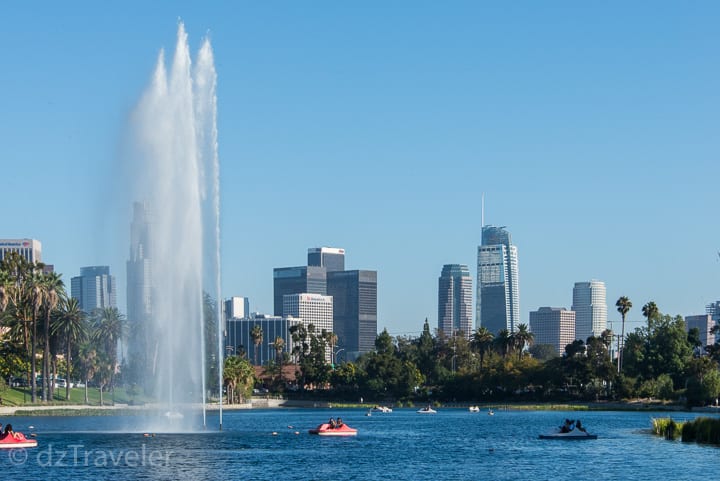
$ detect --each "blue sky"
[2,1,719,336]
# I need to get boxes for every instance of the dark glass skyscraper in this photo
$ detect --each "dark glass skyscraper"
[438,264,473,339]
[476,225,520,334]
[273,266,327,316]
[308,247,345,272]
[327,270,377,361]
[71,266,117,314]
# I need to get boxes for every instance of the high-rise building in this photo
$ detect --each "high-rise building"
[224,297,249,320]
[437,264,473,339]
[706,301,720,325]
[572,280,607,342]
[126,202,152,368]
[308,247,345,272]
[327,269,377,361]
[476,225,520,334]
[529,307,576,355]
[685,314,716,349]
[0,239,42,264]
[273,266,327,316]
[283,293,334,362]
[71,266,117,313]
[225,313,300,364]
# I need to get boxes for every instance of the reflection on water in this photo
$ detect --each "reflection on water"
[3,409,718,480]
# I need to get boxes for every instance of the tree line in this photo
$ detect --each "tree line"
[247,299,720,407]
[0,252,126,404]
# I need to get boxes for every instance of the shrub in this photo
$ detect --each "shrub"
[681,417,720,445]
[651,417,683,440]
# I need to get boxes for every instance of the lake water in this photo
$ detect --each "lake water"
[3,408,717,480]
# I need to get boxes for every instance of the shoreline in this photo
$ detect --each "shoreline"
[3,399,719,417]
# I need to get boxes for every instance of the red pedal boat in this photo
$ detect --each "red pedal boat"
[308,423,357,436]
[0,432,37,449]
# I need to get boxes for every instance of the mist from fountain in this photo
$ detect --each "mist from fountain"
[126,22,221,431]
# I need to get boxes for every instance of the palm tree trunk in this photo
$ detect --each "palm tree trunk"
[99,385,104,406]
[31,318,37,403]
[84,380,89,405]
[45,312,51,402]
[66,338,71,401]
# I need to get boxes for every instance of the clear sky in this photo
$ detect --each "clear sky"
[2,1,719,337]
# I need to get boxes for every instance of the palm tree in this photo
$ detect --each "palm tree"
[495,329,512,359]
[41,272,65,401]
[77,342,97,404]
[616,296,632,373]
[471,327,494,371]
[250,324,263,365]
[51,297,88,400]
[0,270,12,313]
[29,272,44,403]
[272,336,285,363]
[642,301,659,327]
[514,323,534,361]
[92,307,127,396]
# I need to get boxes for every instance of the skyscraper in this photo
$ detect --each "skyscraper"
[529,307,576,355]
[71,266,117,313]
[283,293,334,362]
[126,202,152,372]
[437,264,473,339]
[308,247,345,272]
[685,314,716,349]
[224,296,250,320]
[327,269,377,361]
[0,239,42,264]
[273,266,327,316]
[572,280,607,342]
[476,225,520,334]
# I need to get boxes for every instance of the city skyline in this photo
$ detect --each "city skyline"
[2,2,719,336]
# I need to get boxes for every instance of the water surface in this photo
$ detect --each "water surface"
[3,409,717,480]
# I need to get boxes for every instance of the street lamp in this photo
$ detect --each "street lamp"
[333,348,345,368]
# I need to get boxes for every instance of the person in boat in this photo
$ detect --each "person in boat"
[336,417,344,428]
[3,424,19,440]
[560,419,575,433]
[328,418,337,428]
[575,420,586,433]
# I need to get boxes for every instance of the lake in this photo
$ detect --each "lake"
[3,408,717,480]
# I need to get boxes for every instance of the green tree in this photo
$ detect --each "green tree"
[642,301,659,326]
[223,355,255,403]
[51,297,88,400]
[529,343,559,361]
[513,323,534,361]
[250,324,263,365]
[29,272,44,403]
[471,327,494,371]
[494,329,513,359]
[616,296,632,373]
[91,307,127,397]
[41,271,65,401]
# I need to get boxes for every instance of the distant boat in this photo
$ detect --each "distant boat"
[416,406,437,414]
[372,405,393,413]
[488,409,494,416]
[469,406,480,413]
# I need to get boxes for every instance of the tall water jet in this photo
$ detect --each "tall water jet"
[124,23,221,431]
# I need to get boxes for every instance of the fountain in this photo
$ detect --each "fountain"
[124,22,222,431]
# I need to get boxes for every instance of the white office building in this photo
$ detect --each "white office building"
[283,293,334,362]
[572,280,607,342]
[529,307,576,355]
[0,239,42,264]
